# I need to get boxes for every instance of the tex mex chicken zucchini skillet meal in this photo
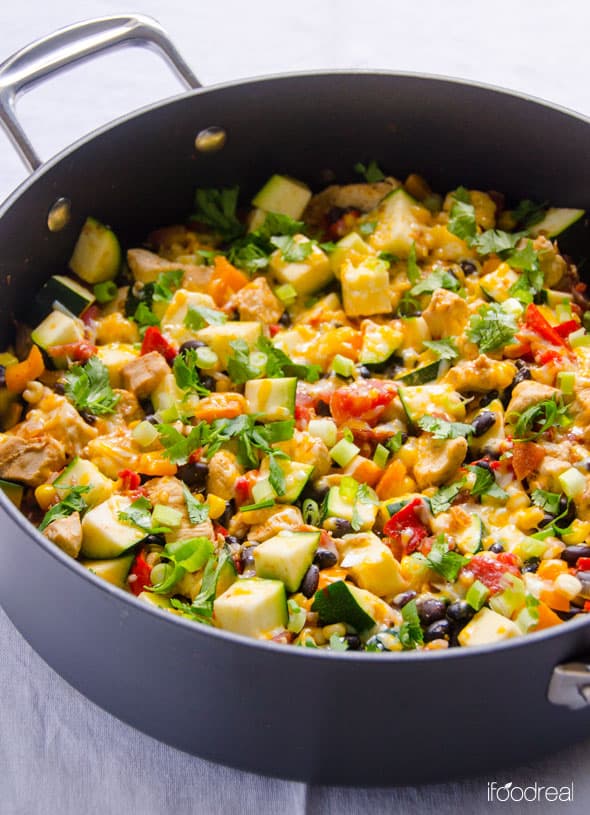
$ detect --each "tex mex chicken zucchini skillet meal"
[1,165,590,653]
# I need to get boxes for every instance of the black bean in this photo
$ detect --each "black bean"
[217,500,235,529]
[300,481,329,504]
[357,365,372,379]
[446,600,475,623]
[539,512,555,529]
[501,366,532,408]
[471,411,496,438]
[489,542,505,553]
[80,410,96,425]
[316,400,331,417]
[200,375,216,392]
[416,597,447,625]
[179,340,206,354]
[142,533,166,547]
[225,535,242,547]
[0,365,5,388]
[460,260,477,275]
[313,548,338,570]
[145,414,160,425]
[391,590,417,609]
[278,311,291,328]
[479,389,499,408]
[139,398,154,415]
[240,548,256,572]
[344,634,362,651]
[54,382,66,395]
[424,619,451,642]
[475,460,492,472]
[522,557,541,573]
[300,564,320,598]
[558,496,577,527]
[561,544,590,566]
[330,518,353,538]
[176,460,209,490]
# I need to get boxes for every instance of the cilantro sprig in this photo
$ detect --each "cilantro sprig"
[39,485,89,532]
[512,397,570,441]
[173,349,211,396]
[430,480,465,515]
[423,338,459,361]
[418,415,473,440]
[398,599,423,650]
[151,536,215,594]
[191,186,244,241]
[468,464,507,501]
[64,357,120,416]
[410,268,460,296]
[118,496,170,534]
[354,159,385,183]
[467,303,517,353]
[170,548,234,620]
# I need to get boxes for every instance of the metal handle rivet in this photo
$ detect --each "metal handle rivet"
[47,198,71,232]
[195,127,227,152]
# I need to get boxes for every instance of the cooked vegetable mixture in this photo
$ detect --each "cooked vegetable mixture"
[1,166,590,652]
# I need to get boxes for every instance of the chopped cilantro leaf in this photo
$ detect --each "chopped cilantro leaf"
[118,496,170,534]
[183,305,227,330]
[398,599,423,649]
[407,241,420,284]
[472,229,525,256]
[531,488,561,515]
[430,480,465,515]
[173,349,211,396]
[329,633,349,652]
[257,336,320,383]
[271,235,314,262]
[410,268,460,296]
[425,537,467,581]
[354,160,385,183]
[512,397,570,441]
[192,186,244,241]
[423,338,459,361]
[418,415,473,440]
[467,303,517,353]
[182,483,209,524]
[227,212,305,274]
[226,339,266,384]
[39,485,89,532]
[157,424,205,465]
[468,464,507,501]
[133,302,160,330]
[64,357,120,416]
[152,269,184,303]
[510,199,547,229]
[151,536,215,594]
[448,191,477,244]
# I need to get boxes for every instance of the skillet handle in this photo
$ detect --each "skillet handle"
[0,14,200,172]
[548,662,590,709]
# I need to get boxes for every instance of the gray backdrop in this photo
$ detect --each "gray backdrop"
[1,1,589,812]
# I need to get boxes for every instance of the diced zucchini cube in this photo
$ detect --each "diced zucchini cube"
[329,232,373,279]
[458,607,522,647]
[69,217,122,284]
[339,532,408,597]
[195,322,262,368]
[368,188,428,258]
[259,457,314,503]
[31,310,84,353]
[252,174,312,219]
[161,289,219,344]
[81,495,146,559]
[341,257,391,317]
[359,320,403,364]
[53,457,115,507]
[254,531,320,592]
[269,238,333,296]
[82,553,134,589]
[245,377,296,421]
[214,577,288,637]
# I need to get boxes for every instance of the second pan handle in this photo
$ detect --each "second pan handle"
[0,14,200,172]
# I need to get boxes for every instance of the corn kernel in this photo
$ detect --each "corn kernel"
[554,573,582,600]
[515,507,545,532]
[561,520,590,546]
[35,484,56,511]
[207,493,227,520]
[322,623,347,639]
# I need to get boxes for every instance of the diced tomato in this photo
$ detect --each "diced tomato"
[81,304,101,326]
[235,474,258,505]
[214,523,228,537]
[326,209,360,240]
[330,379,398,426]
[525,303,570,349]
[269,324,281,337]
[383,497,428,554]
[534,348,564,365]
[140,326,177,362]
[465,553,520,593]
[576,557,590,571]
[584,600,590,612]
[128,549,151,596]
[47,340,97,362]
[118,469,141,491]
[554,319,580,338]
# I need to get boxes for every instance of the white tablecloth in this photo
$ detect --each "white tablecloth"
[1,2,589,812]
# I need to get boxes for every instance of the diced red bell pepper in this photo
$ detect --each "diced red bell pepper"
[576,557,590,572]
[525,303,569,349]
[584,600,590,612]
[235,476,251,504]
[118,469,141,491]
[128,549,152,596]
[534,348,564,365]
[81,304,101,326]
[383,497,428,554]
[554,319,580,339]
[47,340,97,362]
[269,324,281,337]
[140,326,177,362]
[214,523,228,537]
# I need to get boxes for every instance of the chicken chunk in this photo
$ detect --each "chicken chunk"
[303,181,398,231]
[246,506,304,542]
[207,450,243,500]
[413,435,468,489]
[143,476,215,544]
[422,289,469,339]
[127,248,212,289]
[120,352,169,399]
[0,434,65,486]
[232,277,283,324]
[15,392,97,458]
[505,381,558,420]
[43,511,82,558]
[444,355,516,393]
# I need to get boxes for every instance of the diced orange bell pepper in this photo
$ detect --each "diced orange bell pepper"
[193,392,248,422]
[537,559,568,581]
[136,452,177,477]
[540,588,571,612]
[207,256,249,306]
[375,460,407,500]
[5,345,45,392]
[343,455,383,487]
[532,602,563,630]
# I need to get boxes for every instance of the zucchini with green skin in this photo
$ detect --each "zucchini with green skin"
[311,580,376,632]
[245,377,297,421]
[252,174,312,220]
[528,208,585,238]
[253,531,320,592]
[69,217,122,284]
[213,577,288,637]
[0,478,24,508]
[80,495,147,559]
[32,275,95,322]
[53,457,115,508]
[325,486,378,531]
[259,457,314,503]
[367,187,428,258]
[82,554,134,589]
[455,514,484,555]
[396,360,447,386]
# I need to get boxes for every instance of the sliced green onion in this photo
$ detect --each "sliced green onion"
[339,476,359,501]
[93,280,118,303]
[152,504,183,528]
[330,438,360,468]
[555,301,572,322]
[252,478,276,504]
[515,604,540,634]
[569,328,590,348]
[150,562,174,588]
[517,537,548,560]
[308,418,337,448]
[195,347,218,369]
[558,467,586,499]
[249,351,268,376]
[132,420,159,447]
[466,579,490,611]
[302,498,321,526]
[331,354,355,378]
[373,443,389,469]
[287,599,307,634]
[557,371,576,395]
[275,283,297,305]
[159,405,179,423]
